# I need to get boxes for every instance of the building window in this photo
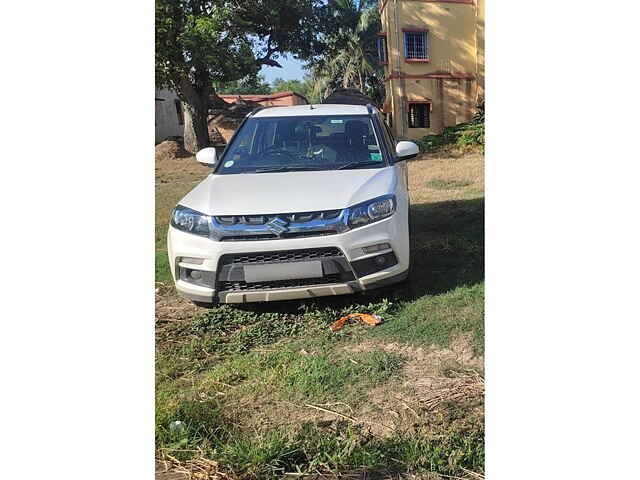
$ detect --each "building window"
[377,35,388,64]
[404,31,428,61]
[408,103,430,128]
[174,99,184,125]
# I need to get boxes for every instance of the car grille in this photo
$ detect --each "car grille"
[216,247,355,293]
[211,209,348,241]
[214,210,341,225]
[218,274,344,292]
[219,230,337,242]
[224,247,342,265]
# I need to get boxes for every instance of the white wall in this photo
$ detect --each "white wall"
[155,88,183,143]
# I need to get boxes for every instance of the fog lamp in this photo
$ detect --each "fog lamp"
[374,256,387,266]
[178,266,215,288]
[362,243,391,254]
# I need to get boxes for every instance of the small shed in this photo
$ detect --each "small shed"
[217,91,308,107]
[208,98,263,144]
[155,89,183,144]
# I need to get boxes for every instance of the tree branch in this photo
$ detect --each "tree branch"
[256,35,282,68]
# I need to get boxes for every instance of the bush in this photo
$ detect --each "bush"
[416,101,485,154]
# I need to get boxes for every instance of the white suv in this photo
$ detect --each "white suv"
[167,104,419,305]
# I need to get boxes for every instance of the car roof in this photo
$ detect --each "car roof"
[251,104,373,118]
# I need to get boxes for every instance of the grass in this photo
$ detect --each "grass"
[155,150,484,479]
[425,178,472,190]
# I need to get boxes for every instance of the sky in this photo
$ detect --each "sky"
[259,56,308,84]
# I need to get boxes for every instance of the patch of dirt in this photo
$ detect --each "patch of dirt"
[408,152,484,205]
[156,458,231,480]
[156,139,192,162]
[155,293,201,347]
[231,336,485,439]
[344,336,484,437]
[156,293,199,323]
[155,139,210,185]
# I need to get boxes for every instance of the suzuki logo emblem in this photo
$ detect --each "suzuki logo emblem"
[266,217,289,236]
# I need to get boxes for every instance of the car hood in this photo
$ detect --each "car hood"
[179,167,398,215]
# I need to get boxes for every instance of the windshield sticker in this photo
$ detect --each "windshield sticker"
[370,153,382,161]
[224,160,234,168]
[330,119,343,124]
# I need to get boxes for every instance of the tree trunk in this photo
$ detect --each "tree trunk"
[179,75,211,154]
[183,102,209,154]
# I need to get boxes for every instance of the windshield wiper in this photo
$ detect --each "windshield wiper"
[252,165,325,173]
[337,160,385,170]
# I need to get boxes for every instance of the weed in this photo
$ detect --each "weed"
[425,178,472,190]
[156,250,172,284]
[216,422,484,479]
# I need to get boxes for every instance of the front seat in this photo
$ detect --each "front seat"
[344,120,370,161]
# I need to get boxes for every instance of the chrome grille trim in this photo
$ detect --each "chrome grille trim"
[210,209,349,241]
[214,210,342,225]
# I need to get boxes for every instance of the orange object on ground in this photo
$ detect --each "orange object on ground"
[330,313,383,332]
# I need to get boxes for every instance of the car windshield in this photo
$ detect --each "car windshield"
[216,115,386,174]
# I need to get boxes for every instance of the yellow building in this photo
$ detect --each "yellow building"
[378,0,484,139]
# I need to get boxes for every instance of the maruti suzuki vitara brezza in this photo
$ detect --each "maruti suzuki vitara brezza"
[167,104,419,305]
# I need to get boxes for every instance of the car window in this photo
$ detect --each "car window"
[217,115,387,174]
[378,113,397,153]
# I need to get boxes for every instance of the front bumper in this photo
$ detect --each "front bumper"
[167,214,410,304]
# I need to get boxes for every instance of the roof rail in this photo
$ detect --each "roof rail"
[248,106,269,117]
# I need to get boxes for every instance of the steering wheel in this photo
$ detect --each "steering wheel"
[262,146,297,162]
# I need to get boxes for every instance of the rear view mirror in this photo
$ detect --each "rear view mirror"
[196,147,218,167]
[395,141,419,161]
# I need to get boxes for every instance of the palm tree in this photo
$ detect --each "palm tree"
[310,0,383,103]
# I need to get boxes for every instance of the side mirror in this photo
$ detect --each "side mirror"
[195,147,218,167]
[395,141,419,161]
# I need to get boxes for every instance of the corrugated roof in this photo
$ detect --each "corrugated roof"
[217,91,308,103]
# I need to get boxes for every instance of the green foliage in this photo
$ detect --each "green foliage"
[308,0,384,104]
[416,103,485,154]
[271,76,317,101]
[217,73,272,95]
[156,1,258,91]
[159,415,484,478]
[156,0,326,148]
[155,250,171,284]
[192,306,309,354]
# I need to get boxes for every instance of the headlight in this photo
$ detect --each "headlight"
[170,205,211,237]
[348,195,396,229]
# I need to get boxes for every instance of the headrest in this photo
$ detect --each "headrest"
[294,123,322,138]
[345,120,368,137]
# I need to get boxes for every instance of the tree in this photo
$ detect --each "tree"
[307,0,384,105]
[272,77,310,97]
[156,0,324,152]
[217,74,272,95]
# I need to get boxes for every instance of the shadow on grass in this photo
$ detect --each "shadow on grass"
[408,197,484,298]
[230,197,484,314]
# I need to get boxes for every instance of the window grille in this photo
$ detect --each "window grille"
[408,103,430,128]
[377,36,388,63]
[404,31,428,60]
